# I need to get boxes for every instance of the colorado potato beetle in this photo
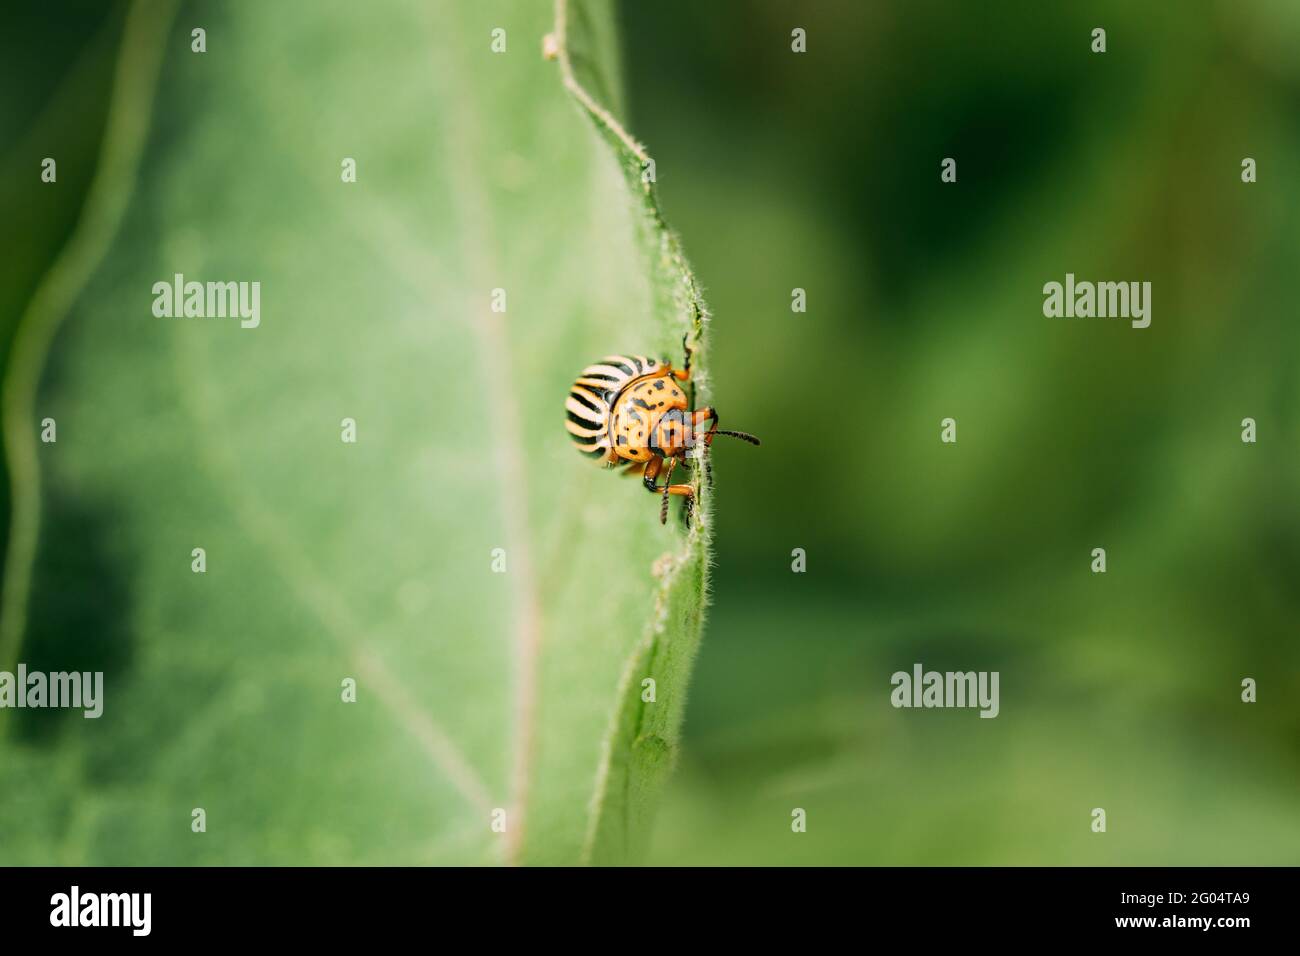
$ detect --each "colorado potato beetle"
[565,339,759,524]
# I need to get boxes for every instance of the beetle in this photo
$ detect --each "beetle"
[565,339,759,524]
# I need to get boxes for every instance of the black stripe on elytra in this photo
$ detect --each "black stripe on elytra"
[569,389,602,414]
[567,410,603,431]
[603,359,636,376]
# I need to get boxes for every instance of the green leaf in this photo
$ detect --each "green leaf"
[0,0,713,865]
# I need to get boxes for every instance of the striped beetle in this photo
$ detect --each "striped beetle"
[565,338,759,524]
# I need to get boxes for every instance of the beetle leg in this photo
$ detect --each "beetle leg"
[642,456,663,494]
[690,407,720,446]
[659,457,678,524]
[644,456,693,525]
[672,332,695,382]
[679,420,714,489]
[622,460,647,478]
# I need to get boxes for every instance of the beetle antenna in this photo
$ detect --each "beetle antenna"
[713,429,761,446]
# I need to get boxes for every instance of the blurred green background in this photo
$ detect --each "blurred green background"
[2,1,1298,865]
